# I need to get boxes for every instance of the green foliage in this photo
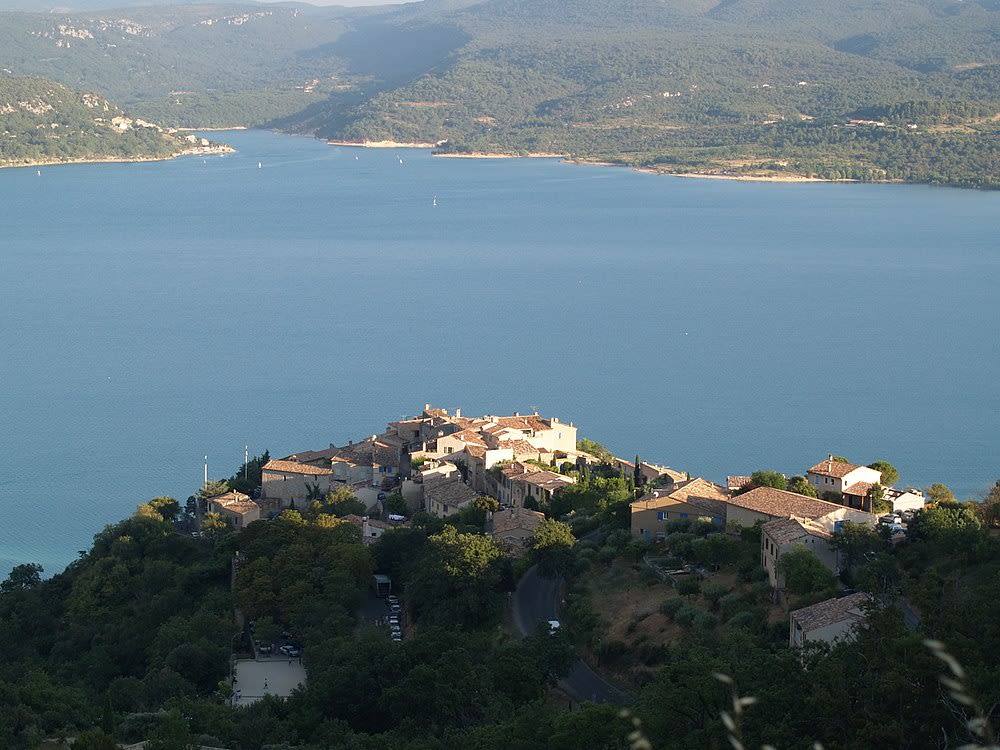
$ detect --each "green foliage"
[385,493,408,516]
[868,461,899,487]
[576,438,612,462]
[228,449,270,496]
[406,526,508,629]
[197,480,230,500]
[785,476,818,498]
[926,482,957,503]
[675,577,701,599]
[71,729,119,750]
[869,482,891,515]
[321,486,367,517]
[528,518,576,575]
[908,501,982,545]
[831,521,883,571]
[749,470,787,490]
[776,545,837,595]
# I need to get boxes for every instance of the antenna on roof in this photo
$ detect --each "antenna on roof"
[204,455,208,490]
[245,445,249,480]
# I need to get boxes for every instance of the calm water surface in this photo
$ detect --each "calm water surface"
[2,129,998,576]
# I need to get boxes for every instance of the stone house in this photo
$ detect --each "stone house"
[789,592,870,647]
[205,490,260,528]
[629,478,730,540]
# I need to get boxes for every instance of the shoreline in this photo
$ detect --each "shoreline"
[433,151,565,159]
[328,139,437,149]
[0,144,233,171]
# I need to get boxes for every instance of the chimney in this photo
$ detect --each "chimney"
[514,411,520,417]
[455,408,462,418]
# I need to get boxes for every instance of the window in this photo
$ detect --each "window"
[657,511,667,521]
[445,447,453,454]
[680,513,688,519]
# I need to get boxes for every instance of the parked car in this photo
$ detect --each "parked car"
[279,645,300,657]
[391,634,402,642]
[258,643,272,654]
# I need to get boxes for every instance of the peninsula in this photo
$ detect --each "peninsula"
[0,76,230,170]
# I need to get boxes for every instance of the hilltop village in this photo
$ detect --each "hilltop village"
[203,404,929,653]
[3,404,997,750]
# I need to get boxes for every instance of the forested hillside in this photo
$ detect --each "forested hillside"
[0,76,209,166]
[0,0,997,182]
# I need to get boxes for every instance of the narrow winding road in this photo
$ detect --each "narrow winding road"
[514,564,631,705]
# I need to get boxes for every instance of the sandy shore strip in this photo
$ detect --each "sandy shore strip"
[433,151,566,159]
[1,144,233,171]
[328,139,438,148]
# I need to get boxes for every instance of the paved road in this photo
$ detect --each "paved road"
[514,564,630,705]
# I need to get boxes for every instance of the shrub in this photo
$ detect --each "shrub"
[702,583,730,610]
[638,641,668,665]
[694,611,717,630]
[726,610,760,630]
[673,604,699,627]
[675,577,702,598]
[605,529,631,550]
[718,592,746,618]
[659,597,684,618]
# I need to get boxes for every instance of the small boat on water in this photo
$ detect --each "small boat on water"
[257,162,262,169]
[432,196,437,207]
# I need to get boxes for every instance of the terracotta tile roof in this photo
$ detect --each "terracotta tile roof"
[497,439,538,455]
[206,490,259,515]
[632,478,729,518]
[843,481,874,497]
[491,507,545,537]
[494,415,551,432]
[443,429,488,447]
[332,436,398,467]
[263,459,333,476]
[728,475,753,491]
[501,461,535,479]
[516,470,576,492]
[285,447,337,464]
[791,593,870,632]
[762,516,832,546]
[808,458,860,478]
[424,474,479,507]
[725,486,844,520]
[464,445,487,459]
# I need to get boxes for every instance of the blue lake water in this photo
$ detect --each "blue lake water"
[2,128,999,577]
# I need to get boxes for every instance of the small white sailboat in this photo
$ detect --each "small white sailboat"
[36,169,41,176]
[257,162,262,169]
[399,157,404,165]
[432,196,437,207]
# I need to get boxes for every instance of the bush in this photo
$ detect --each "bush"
[673,604,699,627]
[718,592,746,618]
[659,597,684,618]
[726,610,760,630]
[738,561,768,583]
[675,577,702,598]
[702,583,730,610]
[665,519,691,534]
[638,641,668,665]
[605,529,631,550]
[693,611,717,630]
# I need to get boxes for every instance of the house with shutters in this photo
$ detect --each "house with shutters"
[630,478,730,540]
[806,456,883,507]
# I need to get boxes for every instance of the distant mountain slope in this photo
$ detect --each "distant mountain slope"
[0,0,997,184]
[0,75,219,166]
